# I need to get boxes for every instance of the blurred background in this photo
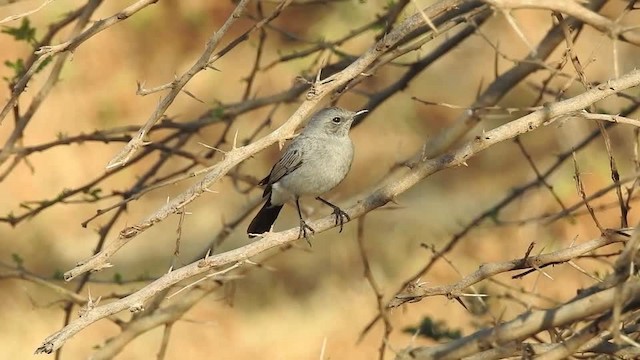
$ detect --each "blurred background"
[1,0,639,359]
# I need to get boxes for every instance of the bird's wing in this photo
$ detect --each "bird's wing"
[259,143,304,197]
[266,146,304,185]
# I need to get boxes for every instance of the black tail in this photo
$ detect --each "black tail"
[247,199,283,237]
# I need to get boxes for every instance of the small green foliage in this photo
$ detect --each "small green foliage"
[211,107,225,119]
[52,269,64,280]
[384,0,396,10]
[403,316,462,341]
[113,272,123,284]
[3,55,53,83]
[11,253,24,268]
[84,187,103,201]
[4,58,25,76]
[1,18,37,45]
[2,18,53,84]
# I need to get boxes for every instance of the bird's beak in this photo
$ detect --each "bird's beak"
[354,109,368,117]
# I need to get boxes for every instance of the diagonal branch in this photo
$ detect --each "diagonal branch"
[63,0,479,282]
[105,0,254,169]
[390,230,627,307]
[36,65,640,355]
[399,280,640,360]
[0,0,159,125]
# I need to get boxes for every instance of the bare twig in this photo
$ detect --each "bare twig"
[355,216,392,360]
[37,66,640,355]
[106,0,253,169]
[399,280,640,359]
[0,0,55,25]
[391,230,626,306]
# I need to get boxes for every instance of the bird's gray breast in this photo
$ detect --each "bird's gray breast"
[277,134,354,197]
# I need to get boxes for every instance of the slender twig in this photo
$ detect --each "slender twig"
[37,66,640,355]
[106,0,254,169]
[355,216,392,360]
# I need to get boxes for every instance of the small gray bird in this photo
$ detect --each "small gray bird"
[247,107,367,240]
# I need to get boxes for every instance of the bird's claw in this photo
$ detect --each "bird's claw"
[298,219,315,246]
[331,207,350,233]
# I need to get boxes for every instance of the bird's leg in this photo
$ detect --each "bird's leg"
[315,197,350,233]
[295,198,314,245]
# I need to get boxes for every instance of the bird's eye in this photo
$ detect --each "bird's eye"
[332,116,341,123]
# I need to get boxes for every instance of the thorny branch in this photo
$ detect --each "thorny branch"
[35,66,640,355]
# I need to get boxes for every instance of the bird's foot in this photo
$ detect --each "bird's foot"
[315,197,350,233]
[330,206,350,233]
[298,219,315,246]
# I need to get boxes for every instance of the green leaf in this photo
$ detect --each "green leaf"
[3,58,27,83]
[83,187,103,201]
[52,269,64,280]
[5,58,25,74]
[403,316,462,341]
[1,18,37,44]
[11,253,24,267]
[384,0,396,10]
[211,107,225,119]
[113,272,123,284]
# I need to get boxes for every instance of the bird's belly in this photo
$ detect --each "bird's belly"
[278,145,352,197]
[279,165,345,195]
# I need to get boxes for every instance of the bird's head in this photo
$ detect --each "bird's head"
[303,107,368,137]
